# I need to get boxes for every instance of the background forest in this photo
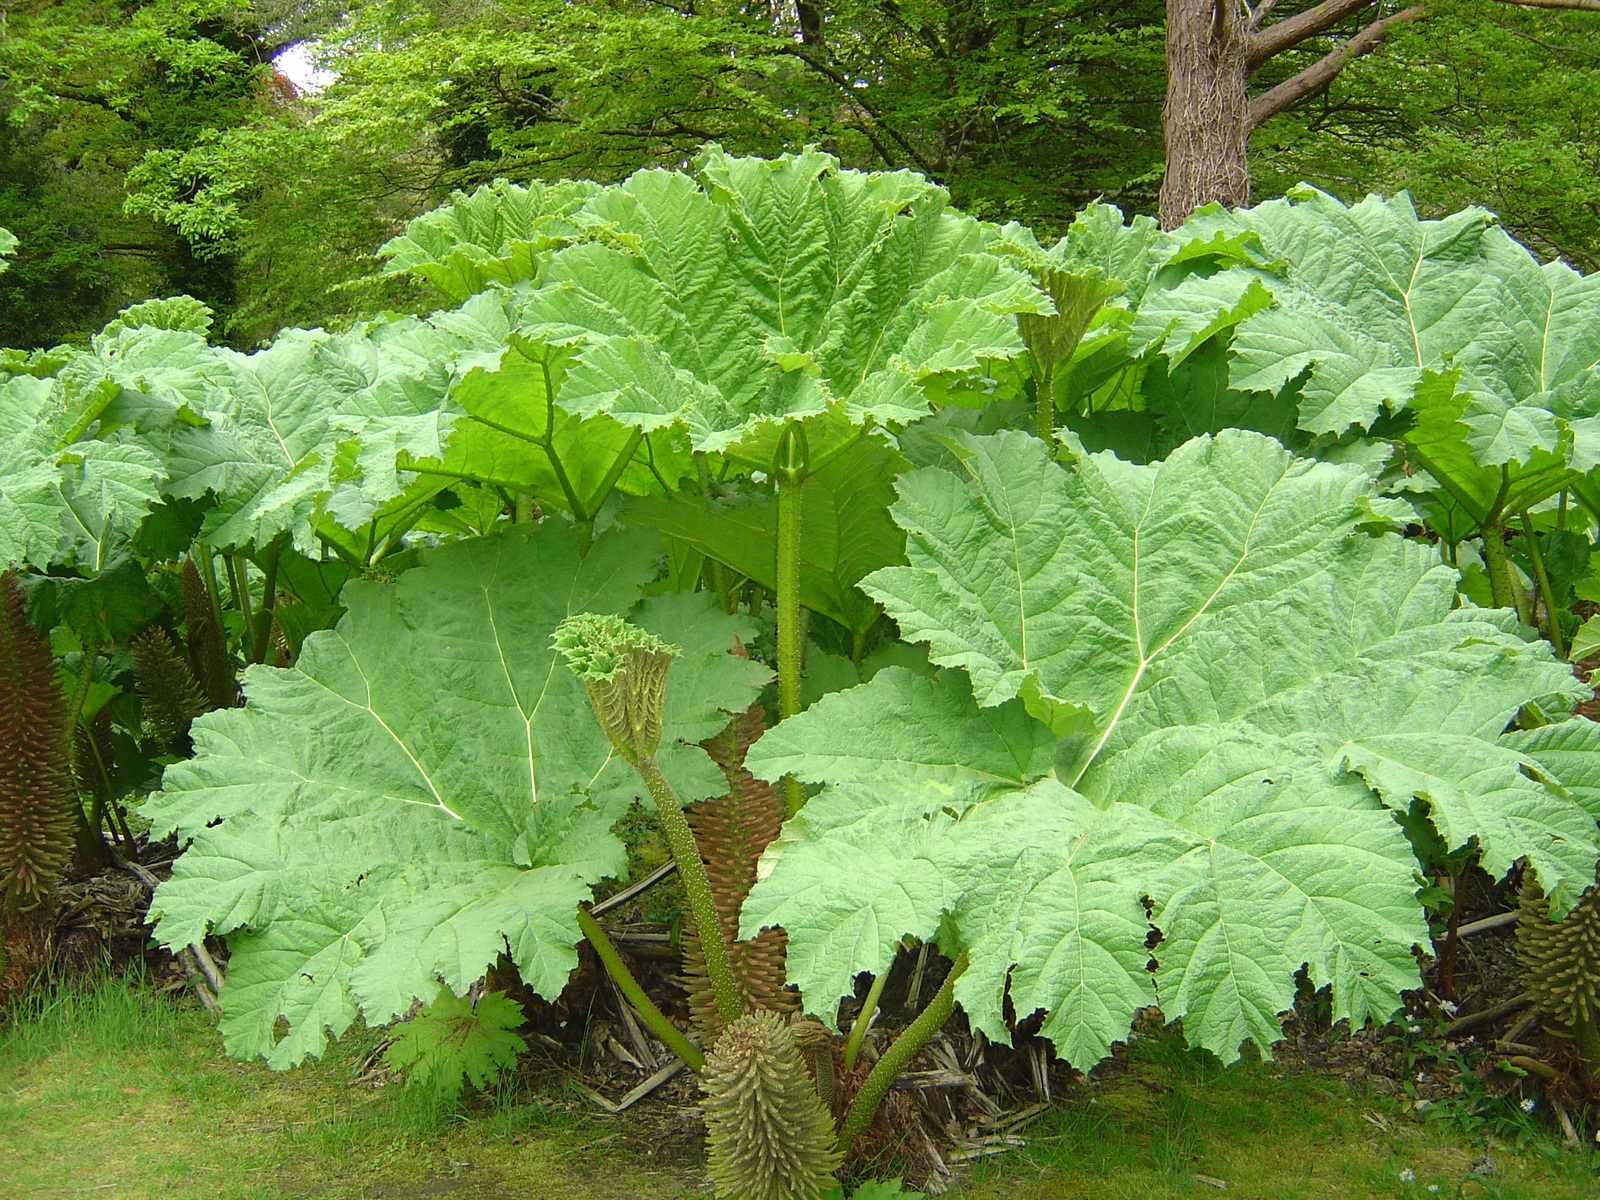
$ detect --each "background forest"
[1,0,1596,350]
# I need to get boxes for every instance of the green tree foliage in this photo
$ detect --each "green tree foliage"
[1253,0,1600,272]
[0,0,296,344]
[110,2,1169,333]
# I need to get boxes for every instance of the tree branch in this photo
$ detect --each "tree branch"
[1491,0,1600,10]
[1249,3,1428,129]
[1245,0,1284,30]
[1247,0,1381,68]
[776,47,938,177]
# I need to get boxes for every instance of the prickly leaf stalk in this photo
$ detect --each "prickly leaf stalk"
[701,1010,842,1200]
[1518,870,1600,1072]
[0,571,76,907]
[72,708,115,801]
[683,703,795,1036]
[181,559,238,711]
[132,627,207,747]
[554,610,741,1025]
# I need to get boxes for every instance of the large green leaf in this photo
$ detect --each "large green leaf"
[742,430,1600,1069]
[0,374,164,569]
[157,305,506,552]
[424,338,693,520]
[377,178,600,302]
[621,437,907,643]
[0,226,16,273]
[509,147,1045,466]
[1134,190,1600,525]
[143,525,769,1067]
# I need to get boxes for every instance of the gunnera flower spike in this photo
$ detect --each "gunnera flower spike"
[0,570,76,906]
[701,1010,842,1200]
[1517,868,1600,1079]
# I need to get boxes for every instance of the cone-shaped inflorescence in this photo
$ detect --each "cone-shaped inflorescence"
[132,627,207,747]
[552,612,678,765]
[701,1010,842,1200]
[0,571,76,906]
[1518,869,1600,1071]
[684,703,795,1036]
[181,559,238,711]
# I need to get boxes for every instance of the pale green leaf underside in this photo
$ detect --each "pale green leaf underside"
[146,526,769,1066]
[0,374,164,568]
[622,435,907,640]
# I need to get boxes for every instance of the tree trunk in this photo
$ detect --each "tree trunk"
[1160,0,1252,229]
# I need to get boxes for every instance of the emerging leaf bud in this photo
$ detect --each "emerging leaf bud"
[552,613,679,764]
[700,1010,842,1200]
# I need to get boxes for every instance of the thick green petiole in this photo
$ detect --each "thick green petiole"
[774,422,809,816]
[249,538,284,665]
[1033,371,1055,447]
[1520,511,1566,658]
[842,970,887,1072]
[633,755,742,1028]
[1480,519,1530,624]
[577,907,704,1071]
[839,952,966,1144]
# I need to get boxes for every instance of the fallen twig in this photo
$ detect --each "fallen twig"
[590,861,677,918]
[1445,993,1533,1038]
[109,842,226,995]
[1456,911,1517,938]
[178,948,221,1014]
[613,1057,689,1111]
[1505,1054,1560,1082]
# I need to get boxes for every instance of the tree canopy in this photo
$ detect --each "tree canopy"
[1,0,1595,345]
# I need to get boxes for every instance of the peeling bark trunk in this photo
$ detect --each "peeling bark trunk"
[1160,0,1252,230]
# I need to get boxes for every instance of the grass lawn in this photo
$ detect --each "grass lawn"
[1,975,1595,1200]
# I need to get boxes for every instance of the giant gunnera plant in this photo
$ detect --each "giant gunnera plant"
[138,150,1600,1198]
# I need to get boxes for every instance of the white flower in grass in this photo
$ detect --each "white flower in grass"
[1400,1168,1415,1183]
[1520,1097,1538,1113]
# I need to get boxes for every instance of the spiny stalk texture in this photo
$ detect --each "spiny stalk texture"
[73,708,115,799]
[132,627,207,746]
[0,571,75,906]
[181,559,238,710]
[1518,870,1600,1068]
[701,1010,842,1200]
[684,703,795,1036]
[552,613,678,764]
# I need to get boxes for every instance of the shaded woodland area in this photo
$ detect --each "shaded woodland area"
[2,1,1597,347]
